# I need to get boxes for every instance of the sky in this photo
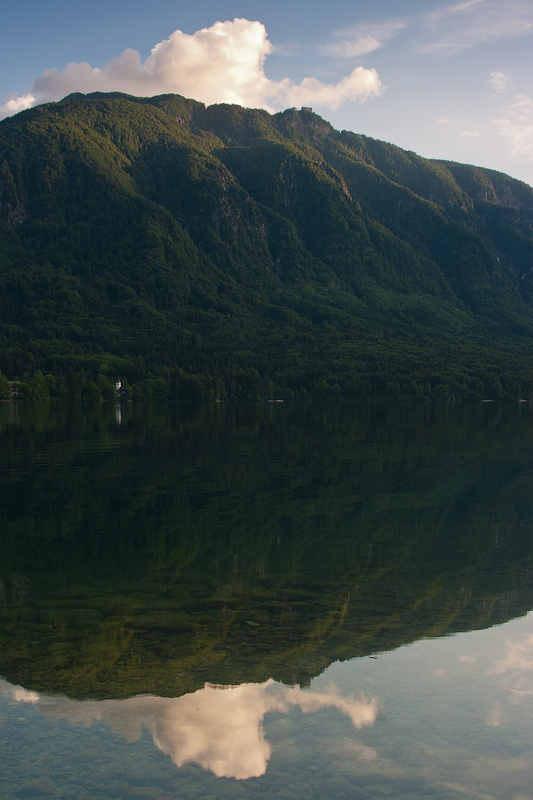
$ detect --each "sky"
[1,0,532,186]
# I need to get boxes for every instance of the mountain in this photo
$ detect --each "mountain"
[1,91,533,400]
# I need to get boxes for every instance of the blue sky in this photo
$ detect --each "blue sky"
[1,0,532,186]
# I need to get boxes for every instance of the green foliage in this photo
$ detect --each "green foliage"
[1,93,533,399]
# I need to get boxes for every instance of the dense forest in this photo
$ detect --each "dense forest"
[1,92,533,400]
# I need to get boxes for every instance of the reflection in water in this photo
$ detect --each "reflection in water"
[490,634,533,697]
[0,681,39,704]
[2,403,533,798]
[0,679,377,780]
[2,402,533,699]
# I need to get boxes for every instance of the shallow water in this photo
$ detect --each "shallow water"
[1,402,533,799]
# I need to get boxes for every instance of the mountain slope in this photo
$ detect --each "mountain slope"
[1,92,533,400]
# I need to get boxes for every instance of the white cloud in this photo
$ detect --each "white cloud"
[494,94,533,161]
[320,20,407,58]
[419,0,533,54]
[317,0,533,67]
[36,679,377,780]
[323,34,382,58]
[495,118,533,160]
[318,0,533,64]
[0,93,36,117]
[461,130,481,136]
[278,68,384,110]
[0,19,383,121]
[507,94,533,120]
[488,71,512,94]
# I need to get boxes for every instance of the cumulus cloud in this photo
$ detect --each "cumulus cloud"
[494,94,533,161]
[0,93,35,117]
[34,679,377,780]
[0,18,383,121]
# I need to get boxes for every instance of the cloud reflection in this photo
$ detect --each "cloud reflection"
[0,680,40,704]
[489,633,533,697]
[4,679,376,780]
[486,701,503,727]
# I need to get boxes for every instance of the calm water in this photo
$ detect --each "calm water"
[1,402,533,800]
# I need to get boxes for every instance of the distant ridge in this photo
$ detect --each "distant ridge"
[1,91,533,400]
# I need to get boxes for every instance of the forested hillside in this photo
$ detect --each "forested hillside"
[1,92,533,400]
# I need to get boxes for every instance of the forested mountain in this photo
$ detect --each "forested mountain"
[1,91,533,400]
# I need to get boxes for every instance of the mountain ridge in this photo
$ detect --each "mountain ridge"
[1,91,533,400]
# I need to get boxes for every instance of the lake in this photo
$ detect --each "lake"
[1,401,533,800]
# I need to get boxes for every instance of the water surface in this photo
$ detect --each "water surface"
[1,402,533,799]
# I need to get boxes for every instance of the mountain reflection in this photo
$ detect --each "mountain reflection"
[2,402,533,699]
[0,679,377,779]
